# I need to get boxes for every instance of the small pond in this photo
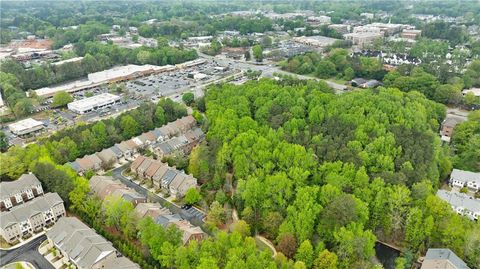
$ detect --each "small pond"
[375,242,401,269]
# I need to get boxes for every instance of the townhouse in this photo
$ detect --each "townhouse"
[0,192,65,244]
[130,156,198,198]
[449,169,480,192]
[67,116,202,176]
[45,217,140,269]
[155,213,206,245]
[89,176,146,205]
[421,248,470,269]
[0,173,44,211]
[437,190,480,221]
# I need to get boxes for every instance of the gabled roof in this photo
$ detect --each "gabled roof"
[96,148,117,164]
[437,190,480,215]
[152,128,167,139]
[145,161,162,178]
[450,169,480,184]
[422,248,470,269]
[0,173,41,200]
[152,164,169,183]
[130,155,146,171]
[134,203,171,219]
[46,217,116,269]
[103,256,141,269]
[137,158,153,173]
[0,192,64,229]
[155,213,182,227]
[156,142,174,154]
[67,161,82,172]
[109,145,123,157]
[76,154,102,171]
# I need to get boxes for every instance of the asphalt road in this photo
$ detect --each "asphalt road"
[0,235,54,269]
[111,165,206,227]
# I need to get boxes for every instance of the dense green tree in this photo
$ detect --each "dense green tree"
[252,45,263,62]
[182,92,195,106]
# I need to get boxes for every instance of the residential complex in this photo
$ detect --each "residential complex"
[421,248,470,269]
[436,190,480,221]
[449,169,480,192]
[89,176,147,205]
[0,192,65,244]
[1,173,44,211]
[130,155,198,199]
[45,217,140,269]
[67,115,203,174]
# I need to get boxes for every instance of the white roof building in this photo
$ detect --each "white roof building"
[68,93,121,114]
[450,169,480,191]
[51,57,84,66]
[462,88,480,97]
[8,118,44,136]
[293,35,340,47]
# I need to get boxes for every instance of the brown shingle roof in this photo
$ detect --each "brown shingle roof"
[131,156,146,172]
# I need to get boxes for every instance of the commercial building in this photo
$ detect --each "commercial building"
[32,63,181,98]
[67,93,121,114]
[0,173,44,211]
[328,24,351,34]
[401,29,422,40]
[306,16,331,25]
[45,217,140,269]
[344,32,383,47]
[354,23,404,36]
[436,190,480,221]
[0,192,65,244]
[421,248,470,269]
[293,35,340,48]
[8,118,44,136]
[51,56,84,66]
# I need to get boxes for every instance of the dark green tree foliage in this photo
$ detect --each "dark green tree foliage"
[451,111,480,172]
[0,99,187,179]
[0,42,197,91]
[195,79,477,268]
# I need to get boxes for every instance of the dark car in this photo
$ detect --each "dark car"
[181,204,192,210]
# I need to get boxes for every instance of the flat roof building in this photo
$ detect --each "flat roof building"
[344,32,383,47]
[67,93,121,114]
[8,118,44,136]
[437,190,480,221]
[293,35,340,48]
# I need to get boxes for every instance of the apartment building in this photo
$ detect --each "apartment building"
[0,173,44,211]
[0,192,65,244]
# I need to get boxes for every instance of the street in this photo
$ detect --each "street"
[111,165,206,227]
[0,235,53,269]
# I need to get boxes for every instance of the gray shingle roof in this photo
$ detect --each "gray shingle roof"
[423,248,470,269]
[450,169,480,184]
[46,217,116,269]
[0,173,41,200]
[0,192,64,229]
[103,256,141,269]
[436,190,480,218]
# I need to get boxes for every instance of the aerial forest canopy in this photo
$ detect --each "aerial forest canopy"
[191,79,478,268]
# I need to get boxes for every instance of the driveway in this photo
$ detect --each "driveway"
[0,235,54,269]
[111,165,206,227]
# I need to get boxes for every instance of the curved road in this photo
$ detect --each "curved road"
[0,235,54,269]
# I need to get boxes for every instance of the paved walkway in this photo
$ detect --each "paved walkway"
[0,235,54,269]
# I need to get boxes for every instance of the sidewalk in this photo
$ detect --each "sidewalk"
[0,231,46,251]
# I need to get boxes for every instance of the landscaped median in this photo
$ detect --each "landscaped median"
[0,261,35,269]
[38,240,73,269]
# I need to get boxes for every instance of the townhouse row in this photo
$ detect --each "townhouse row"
[88,175,205,245]
[449,169,480,192]
[67,115,204,174]
[45,217,140,269]
[0,173,44,211]
[130,155,197,199]
[0,173,65,244]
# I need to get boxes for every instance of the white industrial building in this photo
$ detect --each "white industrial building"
[68,93,121,114]
[9,118,44,136]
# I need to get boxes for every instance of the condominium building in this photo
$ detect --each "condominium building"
[0,173,44,211]
[0,192,65,244]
